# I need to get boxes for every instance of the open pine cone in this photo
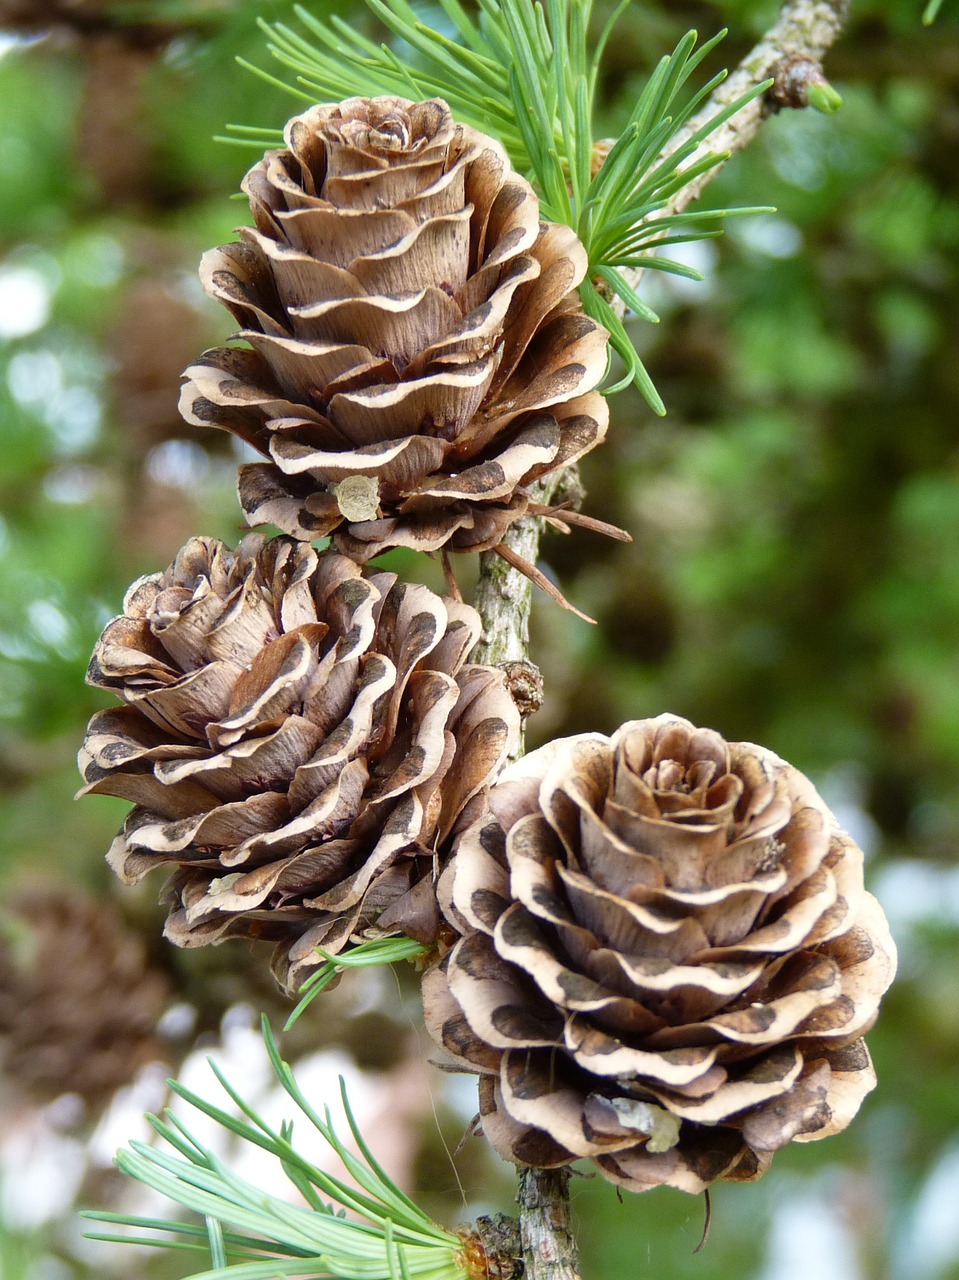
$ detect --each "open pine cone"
[425,715,896,1194]
[180,96,609,562]
[79,535,520,991]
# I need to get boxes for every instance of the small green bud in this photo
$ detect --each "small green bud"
[807,82,843,115]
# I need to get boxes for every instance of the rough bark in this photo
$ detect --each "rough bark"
[516,1169,581,1280]
[472,469,580,667]
[470,4,850,1278]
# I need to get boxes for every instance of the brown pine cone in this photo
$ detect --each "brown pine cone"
[79,535,520,991]
[424,715,896,1194]
[111,275,213,449]
[0,0,189,39]
[0,0,109,33]
[179,97,609,562]
[0,886,169,1109]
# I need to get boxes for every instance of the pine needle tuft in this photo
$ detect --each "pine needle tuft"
[232,2,770,406]
[83,1017,467,1280]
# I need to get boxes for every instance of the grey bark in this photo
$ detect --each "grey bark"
[515,1169,581,1280]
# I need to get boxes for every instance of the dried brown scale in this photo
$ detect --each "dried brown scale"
[0,886,170,1109]
[179,97,609,564]
[424,714,896,1194]
[79,534,520,992]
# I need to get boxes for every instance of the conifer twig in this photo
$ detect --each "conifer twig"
[474,0,850,685]
[471,5,851,1278]
[634,0,849,222]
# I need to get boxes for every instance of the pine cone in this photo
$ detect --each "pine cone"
[0,887,169,1109]
[424,715,896,1194]
[111,275,213,449]
[179,97,609,561]
[0,0,107,33]
[75,33,158,206]
[79,535,520,990]
[0,0,184,40]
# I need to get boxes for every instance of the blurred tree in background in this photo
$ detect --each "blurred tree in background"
[0,2,957,1278]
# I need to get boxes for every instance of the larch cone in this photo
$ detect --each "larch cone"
[79,534,520,991]
[179,97,609,562]
[424,714,896,1193]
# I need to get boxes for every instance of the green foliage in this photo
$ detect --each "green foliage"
[84,1019,467,1280]
[806,81,843,113]
[0,1215,38,1280]
[243,2,771,408]
[284,936,430,1030]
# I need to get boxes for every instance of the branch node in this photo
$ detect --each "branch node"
[769,54,841,112]
[499,660,544,721]
[457,1216,524,1280]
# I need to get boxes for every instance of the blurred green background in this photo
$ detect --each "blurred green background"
[0,1,957,1277]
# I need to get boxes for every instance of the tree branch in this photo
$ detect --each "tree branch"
[470,4,850,1277]
[652,0,849,219]
[472,470,578,669]
[516,1169,581,1280]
